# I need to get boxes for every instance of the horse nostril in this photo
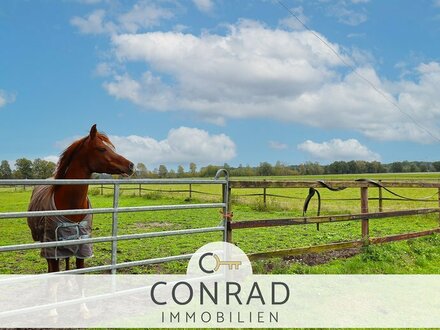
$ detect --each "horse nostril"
[129,162,135,172]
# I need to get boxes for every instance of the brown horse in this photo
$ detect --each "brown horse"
[27,124,134,272]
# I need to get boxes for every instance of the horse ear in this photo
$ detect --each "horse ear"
[89,124,97,139]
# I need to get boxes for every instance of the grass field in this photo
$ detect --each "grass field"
[1,172,440,274]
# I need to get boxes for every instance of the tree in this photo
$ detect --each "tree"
[0,160,12,179]
[410,163,420,172]
[158,164,168,178]
[199,165,220,177]
[274,161,285,176]
[327,161,349,174]
[231,164,256,177]
[390,162,403,173]
[177,165,185,177]
[257,162,274,176]
[299,162,324,175]
[354,160,367,174]
[32,159,56,179]
[432,161,440,172]
[14,158,33,179]
[136,163,148,178]
[419,163,428,172]
[366,161,385,173]
[189,162,197,176]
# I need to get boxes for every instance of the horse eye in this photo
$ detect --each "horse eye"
[97,147,106,152]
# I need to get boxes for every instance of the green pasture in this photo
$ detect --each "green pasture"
[1,172,440,274]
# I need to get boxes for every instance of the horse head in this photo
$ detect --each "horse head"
[54,124,134,179]
[82,124,134,177]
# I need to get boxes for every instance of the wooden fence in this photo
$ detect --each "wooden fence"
[225,180,440,260]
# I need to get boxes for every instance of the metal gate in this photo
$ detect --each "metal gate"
[0,170,230,274]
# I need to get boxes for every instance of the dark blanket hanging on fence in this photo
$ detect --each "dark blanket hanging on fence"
[302,181,347,231]
[303,188,321,231]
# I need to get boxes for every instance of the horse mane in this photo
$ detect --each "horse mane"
[54,137,88,179]
[54,132,114,179]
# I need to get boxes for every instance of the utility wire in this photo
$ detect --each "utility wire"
[276,0,440,143]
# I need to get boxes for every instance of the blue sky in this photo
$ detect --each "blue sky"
[2,0,440,169]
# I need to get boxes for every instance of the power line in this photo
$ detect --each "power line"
[276,0,440,143]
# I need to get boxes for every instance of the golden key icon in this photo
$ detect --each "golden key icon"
[213,253,242,271]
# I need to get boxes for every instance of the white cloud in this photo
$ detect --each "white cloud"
[117,1,175,33]
[103,72,175,110]
[70,9,116,35]
[298,139,380,161]
[192,0,214,13]
[104,20,440,143]
[50,127,236,167]
[94,62,115,77]
[329,7,367,26]
[108,20,348,115]
[70,1,177,35]
[322,0,368,26]
[279,7,309,30]
[0,94,7,108]
[111,127,236,166]
[0,89,16,109]
[269,141,288,150]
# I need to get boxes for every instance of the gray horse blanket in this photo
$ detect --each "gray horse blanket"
[27,185,93,259]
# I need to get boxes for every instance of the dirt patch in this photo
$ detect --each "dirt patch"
[283,247,361,266]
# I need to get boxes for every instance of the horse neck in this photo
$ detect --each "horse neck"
[54,162,91,222]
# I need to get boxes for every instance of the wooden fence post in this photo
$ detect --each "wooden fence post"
[100,184,104,195]
[361,186,369,244]
[189,184,192,199]
[222,184,232,243]
[139,183,142,197]
[438,188,440,226]
[378,180,383,212]
[263,179,267,207]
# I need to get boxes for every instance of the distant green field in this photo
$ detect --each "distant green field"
[235,172,440,181]
[1,172,440,274]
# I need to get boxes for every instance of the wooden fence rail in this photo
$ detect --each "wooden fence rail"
[230,180,440,188]
[230,208,440,229]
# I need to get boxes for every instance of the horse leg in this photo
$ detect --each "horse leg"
[47,259,60,273]
[65,257,70,271]
[76,258,85,269]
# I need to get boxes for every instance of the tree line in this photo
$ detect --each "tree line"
[194,160,440,177]
[2,158,440,180]
[0,158,56,179]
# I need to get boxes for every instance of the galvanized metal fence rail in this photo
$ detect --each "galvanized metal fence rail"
[0,172,230,274]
